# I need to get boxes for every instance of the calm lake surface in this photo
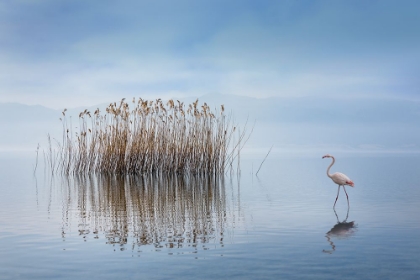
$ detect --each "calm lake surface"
[0,152,419,279]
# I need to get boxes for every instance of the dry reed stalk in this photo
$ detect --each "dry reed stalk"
[47,98,250,175]
[33,143,40,175]
[256,145,273,176]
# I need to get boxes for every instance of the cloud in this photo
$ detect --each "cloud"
[0,0,419,108]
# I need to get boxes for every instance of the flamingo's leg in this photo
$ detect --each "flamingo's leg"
[333,185,341,208]
[343,186,349,206]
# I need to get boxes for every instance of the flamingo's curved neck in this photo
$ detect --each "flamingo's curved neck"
[327,156,335,178]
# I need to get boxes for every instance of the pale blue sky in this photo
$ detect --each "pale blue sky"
[0,0,419,108]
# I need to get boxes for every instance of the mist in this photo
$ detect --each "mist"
[1,94,419,157]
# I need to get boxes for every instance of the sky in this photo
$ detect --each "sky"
[0,0,419,109]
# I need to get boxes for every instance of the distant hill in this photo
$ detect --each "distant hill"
[4,94,417,125]
[184,93,420,125]
[0,103,59,123]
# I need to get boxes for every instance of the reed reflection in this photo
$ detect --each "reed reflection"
[60,174,239,252]
[323,208,357,254]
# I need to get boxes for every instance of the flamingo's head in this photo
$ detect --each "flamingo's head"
[347,181,355,187]
[322,154,332,159]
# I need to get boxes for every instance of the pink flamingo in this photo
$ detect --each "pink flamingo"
[322,154,354,208]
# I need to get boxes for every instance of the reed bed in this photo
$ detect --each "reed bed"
[53,98,248,175]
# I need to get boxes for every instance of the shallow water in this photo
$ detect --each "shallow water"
[0,152,419,279]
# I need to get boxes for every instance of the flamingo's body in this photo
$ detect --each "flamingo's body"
[329,172,354,187]
[322,154,354,208]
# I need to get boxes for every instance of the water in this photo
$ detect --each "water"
[0,152,419,279]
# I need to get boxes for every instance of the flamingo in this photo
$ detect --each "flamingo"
[322,154,354,208]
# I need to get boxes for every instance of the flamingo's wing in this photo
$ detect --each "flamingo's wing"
[332,172,353,186]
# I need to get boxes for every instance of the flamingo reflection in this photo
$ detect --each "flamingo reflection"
[323,208,357,254]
